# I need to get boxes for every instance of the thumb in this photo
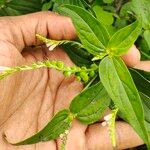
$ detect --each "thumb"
[121,45,141,67]
[0,11,76,52]
[86,121,143,150]
[121,45,150,71]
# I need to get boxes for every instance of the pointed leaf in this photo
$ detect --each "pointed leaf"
[140,92,150,123]
[0,0,42,16]
[58,5,110,55]
[130,68,150,97]
[134,69,150,81]
[132,0,150,29]
[9,109,72,145]
[99,56,150,148]
[53,0,85,11]
[93,5,114,25]
[107,20,142,56]
[144,30,150,49]
[70,82,111,124]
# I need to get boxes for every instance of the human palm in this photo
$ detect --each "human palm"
[0,12,149,150]
[0,46,86,150]
[0,12,87,150]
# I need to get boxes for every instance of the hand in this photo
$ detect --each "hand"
[0,12,149,150]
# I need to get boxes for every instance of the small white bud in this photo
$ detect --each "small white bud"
[59,134,64,139]
[46,43,51,47]
[65,130,69,135]
[104,114,111,121]
[101,121,107,127]
[49,44,57,51]
[0,66,9,71]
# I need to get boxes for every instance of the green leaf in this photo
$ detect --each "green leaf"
[42,1,53,10]
[140,92,150,133]
[0,0,43,16]
[58,5,110,55]
[144,30,150,49]
[146,121,150,133]
[140,92,150,123]
[92,0,103,6]
[120,2,132,18]
[138,38,150,60]
[107,20,142,56]
[131,0,150,29]
[8,109,73,145]
[99,56,150,148]
[92,5,114,25]
[53,0,94,15]
[53,0,85,11]
[106,25,117,36]
[70,82,111,124]
[62,44,92,67]
[130,68,150,97]
[103,0,113,4]
[134,69,150,81]
[0,6,21,16]
[0,0,5,6]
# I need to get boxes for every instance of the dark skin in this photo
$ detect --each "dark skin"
[0,12,149,150]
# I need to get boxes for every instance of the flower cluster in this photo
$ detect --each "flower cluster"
[0,60,98,83]
[36,34,83,51]
[102,108,118,147]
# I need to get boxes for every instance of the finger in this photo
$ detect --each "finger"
[86,121,143,150]
[0,11,76,52]
[121,45,141,67]
[134,61,150,72]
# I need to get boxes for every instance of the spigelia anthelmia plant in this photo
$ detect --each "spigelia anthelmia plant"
[0,0,150,150]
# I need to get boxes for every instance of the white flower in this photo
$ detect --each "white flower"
[46,42,57,51]
[0,66,9,71]
[65,130,69,135]
[104,114,112,122]
[46,43,51,47]
[101,121,107,127]
[59,134,64,139]
[49,44,57,51]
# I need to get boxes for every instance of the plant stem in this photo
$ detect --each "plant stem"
[0,60,98,82]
